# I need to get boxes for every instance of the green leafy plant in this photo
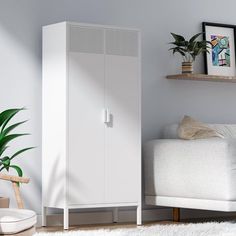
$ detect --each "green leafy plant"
[0,108,34,178]
[169,32,211,62]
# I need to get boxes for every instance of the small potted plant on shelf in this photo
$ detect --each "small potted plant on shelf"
[0,108,34,207]
[169,32,211,74]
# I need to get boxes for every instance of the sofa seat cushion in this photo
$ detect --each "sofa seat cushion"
[144,138,236,201]
[0,209,36,234]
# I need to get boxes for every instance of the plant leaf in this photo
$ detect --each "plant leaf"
[169,41,188,47]
[0,134,29,156]
[1,156,10,171]
[1,156,10,165]
[169,47,187,53]
[10,147,35,160]
[9,165,23,177]
[189,32,202,43]
[173,49,185,56]
[1,120,28,137]
[0,146,8,157]
[188,41,198,52]
[168,46,184,51]
[0,108,25,132]
[171,33,185,42]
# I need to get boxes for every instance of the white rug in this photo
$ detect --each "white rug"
[36,222,236,236]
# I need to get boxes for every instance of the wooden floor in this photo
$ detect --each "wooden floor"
[37,217,236,233]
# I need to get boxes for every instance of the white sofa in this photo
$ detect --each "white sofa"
[143,124,236,213]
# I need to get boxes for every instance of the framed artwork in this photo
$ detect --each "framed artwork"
[202,22,236,76]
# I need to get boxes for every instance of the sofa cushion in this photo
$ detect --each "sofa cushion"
[177,116,223,140]
[163,122,236,139]
[209,124,236,138]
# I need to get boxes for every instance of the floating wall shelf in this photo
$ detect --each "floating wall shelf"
[166,74,236,83]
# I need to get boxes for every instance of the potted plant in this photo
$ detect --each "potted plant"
[0,108,34,207]
[169,32,211,74]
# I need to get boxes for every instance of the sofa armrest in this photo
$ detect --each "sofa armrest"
[143,138,236,201]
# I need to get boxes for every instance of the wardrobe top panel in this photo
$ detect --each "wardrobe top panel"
[43,22,140,32]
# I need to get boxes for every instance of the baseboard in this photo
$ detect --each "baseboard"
[36,207,236,227]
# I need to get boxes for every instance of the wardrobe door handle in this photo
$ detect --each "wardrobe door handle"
[102,109,110,124]
[106,109,111,123]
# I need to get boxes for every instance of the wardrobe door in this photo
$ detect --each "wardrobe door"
[105,29,141,203]
[68,26,105,205]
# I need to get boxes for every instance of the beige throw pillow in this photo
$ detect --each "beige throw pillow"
[178,116,223,140]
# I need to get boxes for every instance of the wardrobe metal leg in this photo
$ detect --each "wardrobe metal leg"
[42,206,47,227]
[113,208,119,223]
[137,205,142,225]
[64,208,69,230]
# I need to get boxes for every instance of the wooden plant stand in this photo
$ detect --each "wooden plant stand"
[0,174,30,209]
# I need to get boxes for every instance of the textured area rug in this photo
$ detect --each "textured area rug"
[36,222,236,236]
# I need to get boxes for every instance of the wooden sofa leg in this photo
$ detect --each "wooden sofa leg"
[173,208,180,222]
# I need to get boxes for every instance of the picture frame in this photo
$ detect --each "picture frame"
[202,22,236,76]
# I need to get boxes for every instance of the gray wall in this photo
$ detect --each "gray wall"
[1,0,236,214]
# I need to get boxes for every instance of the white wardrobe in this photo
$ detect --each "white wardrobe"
[42,22,141,229]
